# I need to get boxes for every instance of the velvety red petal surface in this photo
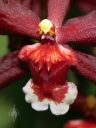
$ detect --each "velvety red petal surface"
[0,51,27,89]
[0,1,40,38]
[21,0,41,17]
[72,51,96,83]
[31,0,41,17]
[56,11,96,46]
[1,0,18,4]
[21,0,32,8]
[47,0,70,27]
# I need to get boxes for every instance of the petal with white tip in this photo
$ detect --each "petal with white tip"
[64,82,78,104]
[50,101,69,115]
[22,79,78,115]
[23,79,38,103]
[32,100,48,111]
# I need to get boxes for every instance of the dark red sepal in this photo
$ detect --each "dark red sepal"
[0,1,40,38]
[72,51,96,83]
[47,0,70,27]
[56,11,96,46]
[0,51,28,89]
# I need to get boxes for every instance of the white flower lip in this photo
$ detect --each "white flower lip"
[23,79,78,116]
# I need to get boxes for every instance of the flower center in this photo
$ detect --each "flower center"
[38,19,55,39]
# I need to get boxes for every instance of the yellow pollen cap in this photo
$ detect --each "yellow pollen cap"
[39,19,53,34]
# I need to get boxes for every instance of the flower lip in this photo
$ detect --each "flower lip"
[23,79,78,115]
[38,19,55,39]
[27,43,73,71]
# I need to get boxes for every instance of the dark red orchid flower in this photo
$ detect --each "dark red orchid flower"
[76,0,96,13]
[64,120,96,128]
[0,0,96,115]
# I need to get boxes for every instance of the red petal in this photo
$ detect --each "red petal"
[77,0,96,13]
[0,1,40,38]
[72,51,96,83]
[32,81,68,102]
[18,43,41,61]
[3,0,18,4]
[19,43,74,71]
[21,0,41,17]
[47,0,70,27]
[65,120,96,128]
[31,0,41,17]
[0,51,27,89]
[21,0,32,8]
[56,11,96,46]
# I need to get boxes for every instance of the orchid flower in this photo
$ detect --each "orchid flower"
[0,0,96,115]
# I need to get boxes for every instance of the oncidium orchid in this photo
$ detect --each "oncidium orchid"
[18,2,78,115]
[0,0,96,116]
[19,17,78,115]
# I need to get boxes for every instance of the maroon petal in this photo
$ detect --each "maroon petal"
[56,11,96,46]
[77,0,96,13]
[1,0,20,4]
[0,1,40,38]
[47,0,70,27]
[31,0,41,17]
[72,51,96,83]
[21,0,41,17]
[0,51,27,89]
[21,0,32,8]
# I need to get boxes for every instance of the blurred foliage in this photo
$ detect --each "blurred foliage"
[0,36,9,57]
